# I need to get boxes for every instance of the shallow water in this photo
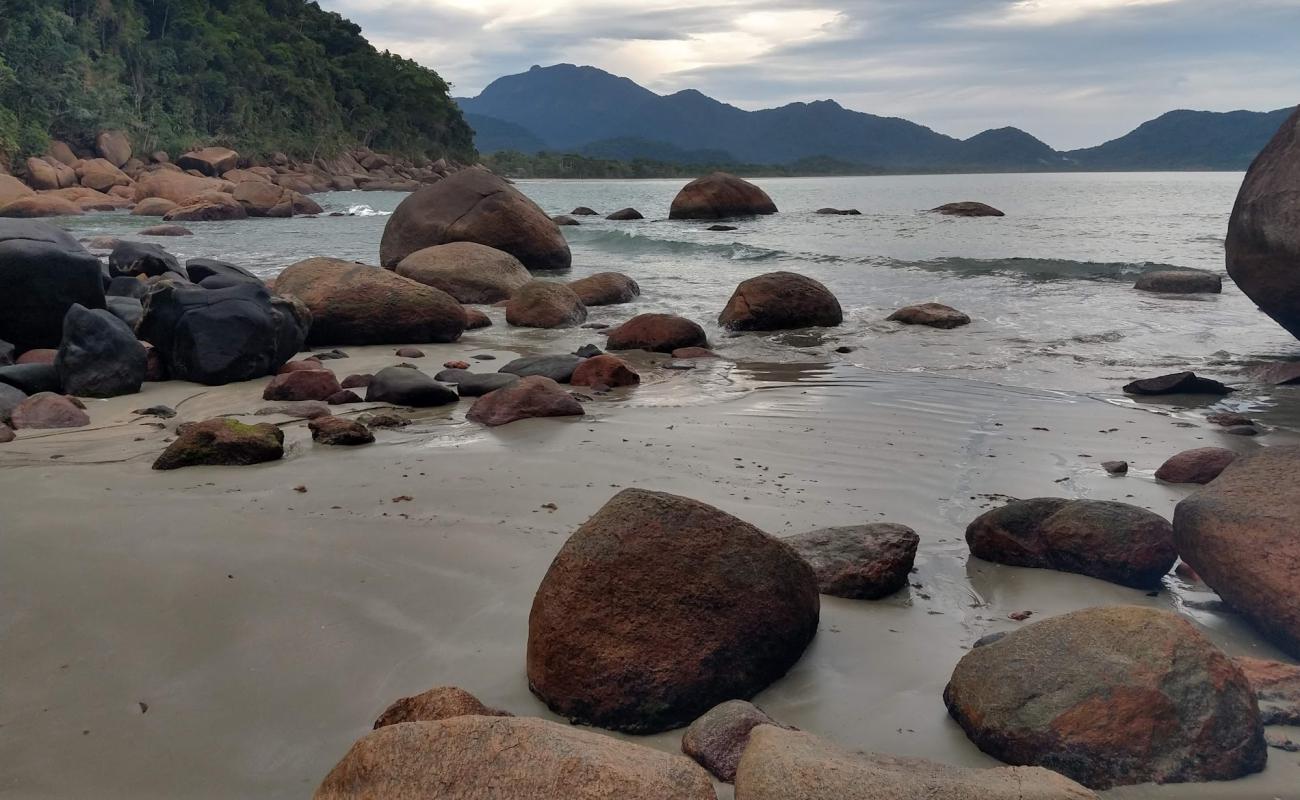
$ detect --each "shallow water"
[63,172,1300,431]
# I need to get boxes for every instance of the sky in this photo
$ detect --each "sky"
[320,0,1300,150]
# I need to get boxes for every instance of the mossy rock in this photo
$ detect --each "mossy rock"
[153,417,284,470]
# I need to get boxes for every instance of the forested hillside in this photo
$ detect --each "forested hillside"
[0,0,474,163]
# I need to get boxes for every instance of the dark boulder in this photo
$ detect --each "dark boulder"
[498,354,584,383]
[364,366,458,407]
[453,372,519,397]
[466,375,584,426]
[153,418,284,470]
[185,258,260,286]
[887,302,971,329]
[106,277,148,300]
[54,304,146,398]
[1134,270,1222,294]
[105,296,143,330]
[719,272,842,331]
[932,201,1005,217]
[0,363,61,394]
[570,206,599,215]
[0,383,26,423]
[607,314,708,353]
[1123,371,1233,396]
[783,523,918,599]
[815,207,861,215]
[669,173,777,219]
[0,220,105,351]
[0,338,12,366]
[606,207,644,220]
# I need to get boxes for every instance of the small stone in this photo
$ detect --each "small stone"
[395,347,425,358]
[308,415,374,446]
[326,390,362,405]
[373,686,511,729]
[443,360,470,369]
[132,405,176,419]
[1101,460,1128,474]
[340,373,372,389]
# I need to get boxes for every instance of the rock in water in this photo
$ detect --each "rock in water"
[314,715,715,800]
[943,606,1265,789]
[736,726,1096,800]
[527,488,819,733]
[570,354,640,388]
[1174,446,1300,657]
[681,700,789,783]
[887,302,971,329]
[373,686,511,729]
[1226,106,1300,340]
[932,201,1005,217]
[1155,447,1237,484]
[153,418,285,470]
[568,272,641,306]
[308,415,374,446]
[54,304,146,398]
[465,375,583,426]
[497,354,584,383]
[966,498,1175,588]
[1134,270,1223,294]
[0,220,105,351]
[109,241,186,280]
[275,257,466,345]
[10,393,90,429]
[393,242,532,303]
[1122,371,1233,396]
[669,173,777,219]
[784,524,918,599]
[505,281,588,328]
[571,206,599,215]
[719,272,842,331]
[606,313,708,353]
[365,366,458,407]
[606,207,644,220]
[380,170,571,270]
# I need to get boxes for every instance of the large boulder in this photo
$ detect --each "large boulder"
[0,220,105,351]
[681,700,789,783]
[54,304,146,398]
[966,498,1175,589]
[379,169,572,270]
[0,195,83,218]
[393,241,531,303]
[735,726,1096,800]
[719,272,842,331]
[23,157,61,190]
[138,281,307,385]
[233,180,293,217]
[527,488,819,732]
[275,257,465,345]
[466,375,583,426]
[134,172,232,204]
[1225,106,1300,339]
[568,272,640,306]
[314,715,715,800]
[1155,447,1237,484]
[185,257,260,286]
[75,158,131,192]
[1134,270,1223,294]
[943,606,1266,789]
[164,191,248,222]
[1174,446,1300,657]
[0,175,34,206]
[153,418,284,470]
[176,147,239,177]
[505,280,588,328]
[109,241,185,280]
[669,173,777,219]
[783,524,918,600]
[365,366,458,407]
[606,313,708,353]
[95,130,132,167]
[498,354,584,383]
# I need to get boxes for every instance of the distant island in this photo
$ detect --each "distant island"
[460,64,1294,178]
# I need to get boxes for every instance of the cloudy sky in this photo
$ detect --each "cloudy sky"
[320,0,1299,149]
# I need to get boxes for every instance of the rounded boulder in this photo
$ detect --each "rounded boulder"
[669,173,777,219]
[505,281,588,328]
[394,242,532,303]
[606,313,708,353]
[719,272,842,331]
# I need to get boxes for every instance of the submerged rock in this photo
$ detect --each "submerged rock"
[681,700,789,783]
[1135,270,1222,294]
[815,207,862,215]
[505,280,588,328]
[719,272,842,331]
[932,201,1005,217]
[887,302,971,329]
[607,313,708,353]
[152,418,284,469]
[54,303,146,398]
[669,173,777,219]
[1123,371,1233,396]
[373,686,511,729]
[944,606,1265,789]
[570,206,598,215]
[1155,447,1237,484]
[466,375,583,426]
[784,524,918,599]
[527,488,819,733]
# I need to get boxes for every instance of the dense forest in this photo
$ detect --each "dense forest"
[0,0,475,163]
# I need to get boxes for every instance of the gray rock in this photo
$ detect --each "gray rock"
[498,353,584,383]
[0,382,27,423]
[55,303,147,398]
[455,372,519,397]
[0,363,60,394]
[681,700,788,782]
[783,524,918,599]
[106,296,143,330]
[365,366,458,407]
[1134,270,1222,294]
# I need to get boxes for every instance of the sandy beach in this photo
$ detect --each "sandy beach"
[3,340,1297,798]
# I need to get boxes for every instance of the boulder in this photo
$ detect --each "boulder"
[0,363,61,394]
[887,302,971,329]
[380,169,572,270]
[176,147,239,177]
[75,158,130,192]
[526,488,819,732]
[932,201,1005,217]
[106,296,143,330]
[95,130,132,167]
[719,272,842,331]
[452,372,519,397]
[498,354,584,383]
[681,700,789,783]
[1236,656,1300,726]
[707,224,737,231]
[109,241,185,280]
[735,726,1097,800]
[185,257,260,286]
[1225,106,1300,339]
[308,415,374,446]
[505,281,588,328]
[47,142,78,167]
[23,158,61,190]
[966,498,1175,589]
[570,354,640,388]
[0,195,82,218]
[466,375,583,426]
[275,257,466,345]
[130,197,178,217]
[233,180,293,217]
[669,173,777,219]
[314,715,715,800]
[340,373,372,389]
[1174,446,1300,657]
[1135,270,1223,294]
[552,214,579,225]
[1122,371,1232,396]
[139,224,192,237]
[815,207,861,215]
[54,304,146,398]
[0,175,35,206]
[134,172,232,204]
[783,524,918,599]
[0,220,106,351]
[607,313,708,353]
[672,347,719,359]
[10,392,90,429]
[153,418,284,470]
[373,686,510,729]
[568,272,640,306]
[393,242,531,303]
[326,389,361,405]
[571,206,599,215]
[164,191,248,222]
[606,207,644,220]
[364,366,458,407]
[464,307,491,329]
[138,281,307,385]
[263,370,342,402]
[1156,447,1237,484]
[0,339,11,366]
[68,188,132,212]
[943,606,1266,789]
[0,382,26,422]
[279,358,324,374]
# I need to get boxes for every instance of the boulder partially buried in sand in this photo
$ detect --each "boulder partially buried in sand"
[606,313,708,353]
[784,524,918,599]
[314,715,715,800]
[669,173,777,219]
[380,170,572,270]
[466,375,583,426]
[966,498,1175,589]
[505,281,588,328]
[527,488,819,733]
[9,393,90,429]
[1174,446,1300,658]
[275,257,466,345]
[1226,106,1300,340]
[943,606,1265,789]
[570,354,639,388]
[735,726,1097,800]
[1122,371,1232,396]
[0,221,106,352]
[719,272,842,331]
[1155,446,1237,484]
[152,418,284,470]
[372,686,511,729]
[393,242,532,303]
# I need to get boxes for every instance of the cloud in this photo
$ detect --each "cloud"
[321,0,1300,149]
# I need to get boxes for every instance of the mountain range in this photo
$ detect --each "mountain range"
[457,64,1293,172]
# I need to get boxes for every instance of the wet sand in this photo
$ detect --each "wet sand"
[2,342,1298,798]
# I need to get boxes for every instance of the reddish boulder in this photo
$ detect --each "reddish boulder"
[130,197,177,217]
[466,375,583,426]
[1236,656,1300,726]
[176,147,239,177]
[326,390,361,405]
[0,175,34,206]
[720,272,842,331]
[233,180,292,217]
[23,157,61,190]
[308,415,374,446]
[570,354,640,388]
[669,173,777,219]
[263,369,342,402]
[134,172,232,204]
[681,700,789,783]
[783,523,918,599]
[505,281,588,328]
[464,307,492,329]
[16,349,57,365]
[568,272,641,306]
[887,302,971,329]
[9,393,90,429]
[164,191,248,222]
[277,359,324,375]
[75,158,131,192]
[0,196,82,218]
[372,686,510,729]
[393,241,532,303]
[1155,447,1237,484]
[95,130,132,167]
[607,313,708,353]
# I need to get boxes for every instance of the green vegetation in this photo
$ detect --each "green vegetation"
[0,0,474,162]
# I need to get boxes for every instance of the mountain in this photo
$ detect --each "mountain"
[0,0,473,162]
[458,64,1290,171]
[463,113,549,154]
